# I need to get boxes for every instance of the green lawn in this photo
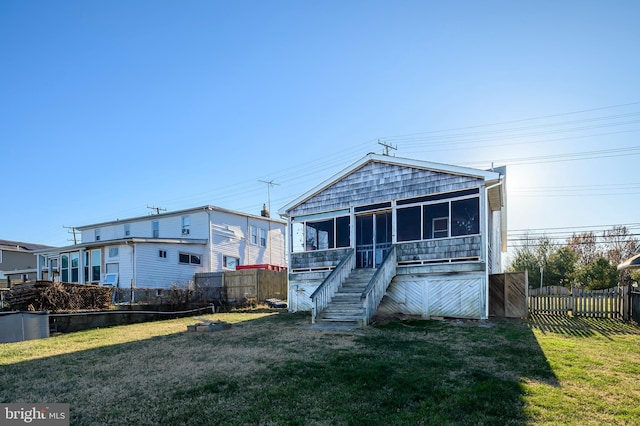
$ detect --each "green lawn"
[1,311,639,425]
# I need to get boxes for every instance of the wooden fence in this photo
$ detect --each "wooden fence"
[528,285,630,319]
[489,271,528,318]
[194,269,287,304]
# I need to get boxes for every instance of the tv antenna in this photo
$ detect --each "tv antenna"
[378,139,397,156]
[258,179,280,215]
[146,205,166,215]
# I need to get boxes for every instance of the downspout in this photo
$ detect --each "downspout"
[207,208,213,272]
[484,179,503,319]
[128,241,136,303]
[246,216,250,264]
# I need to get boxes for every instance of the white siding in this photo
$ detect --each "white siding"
[80,210,212,242]
[208,210,286,269]
[134,243,206,289]
[105,244,134,288]
[74,207,286,290]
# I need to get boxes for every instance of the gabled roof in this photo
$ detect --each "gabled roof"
[0,240,53,251]
[278,153,503,215]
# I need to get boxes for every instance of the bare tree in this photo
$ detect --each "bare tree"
[567,232,600,265]
[602,225,637,265]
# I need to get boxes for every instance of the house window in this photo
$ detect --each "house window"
[291,215,350,253]
[250,226,258,245]
[95,229,101,241]
[223,256,239,269]
[152,221,159,238]
[159,250,167,258]
[179,252,201,265]
[124,224,130,237]
[84,251,90,282]
[91,249,101,282]
[260,228,267,247]
[61,254,69,282]
[71,252,79,283]
[432,217,449,239]
[182,216,190,235]
[109,247,119,258]
[0,250,3,263]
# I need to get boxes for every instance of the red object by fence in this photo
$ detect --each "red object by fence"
[235,264,287,272]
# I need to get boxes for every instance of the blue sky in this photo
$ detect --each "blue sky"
[1,0,640,253]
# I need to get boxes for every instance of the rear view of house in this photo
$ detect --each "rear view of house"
[279,154,506,325]
[35,205,286,290]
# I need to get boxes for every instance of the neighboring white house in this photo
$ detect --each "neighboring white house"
[35,205,286,289]
[279,154,506,324]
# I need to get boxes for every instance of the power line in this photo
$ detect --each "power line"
[509,223,640,232]
[379,101,640,141]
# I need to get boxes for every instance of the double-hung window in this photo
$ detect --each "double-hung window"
[250,226,258,245]
[182,216,190,235]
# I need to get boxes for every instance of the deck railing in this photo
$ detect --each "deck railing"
[361,245,396,326]
[309,248,355,324]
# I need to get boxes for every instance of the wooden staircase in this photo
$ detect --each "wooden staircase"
[315,268,377,327]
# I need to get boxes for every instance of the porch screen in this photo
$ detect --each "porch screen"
[396,192,480,242]
[291,215,350,252]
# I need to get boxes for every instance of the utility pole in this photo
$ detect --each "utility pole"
[258,180,280,215]
[258,179,280,266]
[63,225,77,245]
[146,205,166,215]
[378,139,397,156]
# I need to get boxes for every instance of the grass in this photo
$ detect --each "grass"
[1,311,640,425]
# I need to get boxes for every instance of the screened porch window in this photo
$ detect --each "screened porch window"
[397,206,421,241]
[451,198,480,236]
[291,216,350,252]
[396,194,480,242]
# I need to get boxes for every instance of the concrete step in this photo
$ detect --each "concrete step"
[322,308,364,315]
[317,317,363,327]
[328,301,362,308]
